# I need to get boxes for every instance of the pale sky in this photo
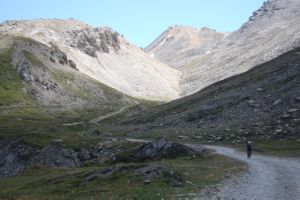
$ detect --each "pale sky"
[1,0,265,47]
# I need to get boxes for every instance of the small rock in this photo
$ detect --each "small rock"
[248,100,255,105]
[49,57,56,63]
[68,59,78,70]
[194,136,202,139]
[264,95,272,98]
[281,113,291,119]
[275,129,283,133]
[273,99,282,106]
[186,180,195,186]
[52,139,62,143]
[178,135,188,140]
[251,123,260,126]
[231,140,237,145]
[143,179,151,184]
[256,88,263,92]
[287,108,298,113]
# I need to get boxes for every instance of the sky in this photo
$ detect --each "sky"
[1,0,265,47]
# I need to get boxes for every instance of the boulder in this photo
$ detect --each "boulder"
[133,140,198,161]
[134,165,184,187]
[0,141,39,177]
[68,59,77,70]
[30,143,80,168]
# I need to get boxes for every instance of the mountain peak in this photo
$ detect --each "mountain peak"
[239,0,300,33]
[145,25,226,69]
[0,18,90,33]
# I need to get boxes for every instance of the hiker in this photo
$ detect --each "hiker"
[247,141,252,159]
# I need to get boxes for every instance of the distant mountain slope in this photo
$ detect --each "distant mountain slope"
[145,25,226,69]
[0,19,181,101]
[146,0,300,97]
[122,47,300,141]
[180,0,300,96]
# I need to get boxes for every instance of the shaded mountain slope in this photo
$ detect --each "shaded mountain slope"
[121,47,300,142]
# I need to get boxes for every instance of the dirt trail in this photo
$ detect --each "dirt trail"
[189,145,300,200]
[88,105,132,124]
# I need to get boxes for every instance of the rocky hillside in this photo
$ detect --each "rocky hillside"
[121,47,300,143]
[0,35,137,112]
[0,19,181,101]
[146,0,300,97]
[145,25,226,69]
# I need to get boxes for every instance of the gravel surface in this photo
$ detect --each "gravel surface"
[194,145,300,200]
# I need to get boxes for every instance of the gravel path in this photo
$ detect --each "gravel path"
[188,145,300,200]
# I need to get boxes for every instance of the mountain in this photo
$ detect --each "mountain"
[121,47,300,142]
[0,19,180,142]
[0,34,137,109]
[145,25,226,69]
[0,19,181,101]
[147,0,300,97]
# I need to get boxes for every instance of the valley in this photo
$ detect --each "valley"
[0,0,299,199]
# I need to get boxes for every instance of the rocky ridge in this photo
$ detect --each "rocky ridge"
[146,0,300,97]
[0,35,134,110]
[0,18,181,101]
[145,25,226,69]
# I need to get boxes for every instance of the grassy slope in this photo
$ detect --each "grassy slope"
[0,48,94,147]
[0,154,246,200]
[0,37,159,148]
[0,48,31,106]
[0,37,248,199]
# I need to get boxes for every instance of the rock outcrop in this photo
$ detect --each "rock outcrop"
[65,27,120,57]
[133,140,198,161]
[0,139,199,177]
[30,143,80,168]
[0,140,39,177]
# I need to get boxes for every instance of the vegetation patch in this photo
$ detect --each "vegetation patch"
[0,152,245,200]
[23,50,42,65]
[0,48,31,106]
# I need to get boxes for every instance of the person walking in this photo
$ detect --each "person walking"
[247,141,252,159]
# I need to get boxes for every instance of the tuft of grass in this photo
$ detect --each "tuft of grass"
[23,50,42,65]
[14,36,37,44]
